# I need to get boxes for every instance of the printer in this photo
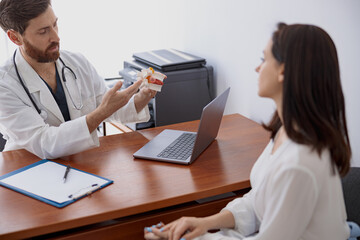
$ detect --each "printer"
[119,49,214,130]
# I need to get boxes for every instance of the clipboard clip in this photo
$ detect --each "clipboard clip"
[68,184,100,200]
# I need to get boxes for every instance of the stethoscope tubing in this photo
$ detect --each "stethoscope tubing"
[13,50,42,114]
[12,50,82,115]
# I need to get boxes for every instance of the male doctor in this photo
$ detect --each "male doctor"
[0,0,155,159]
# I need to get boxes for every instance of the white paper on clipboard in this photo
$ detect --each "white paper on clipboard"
[0,160,110,204]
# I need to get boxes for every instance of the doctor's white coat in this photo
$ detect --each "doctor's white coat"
[0,50,150,159]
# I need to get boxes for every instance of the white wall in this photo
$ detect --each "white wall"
[51,0,187,77]
[2,0,359,166]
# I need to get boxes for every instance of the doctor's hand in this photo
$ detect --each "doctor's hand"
[86,79,142,133]
[134,81,157,113]
[100,79,143,117]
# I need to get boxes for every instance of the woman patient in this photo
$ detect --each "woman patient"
[144,23,352,240]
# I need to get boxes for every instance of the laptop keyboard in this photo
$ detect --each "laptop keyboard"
[157,133,197,160]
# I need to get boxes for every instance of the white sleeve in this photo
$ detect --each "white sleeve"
[245,167,318,240]
[107,95,150,124]
[81,56,150,124]
[222,191,260,236]
[0,88,98,159]
[36,116,98,159]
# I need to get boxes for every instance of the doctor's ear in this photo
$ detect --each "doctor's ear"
[7,30,23,46]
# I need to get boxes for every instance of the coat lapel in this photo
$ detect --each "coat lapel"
[15,49,64,123]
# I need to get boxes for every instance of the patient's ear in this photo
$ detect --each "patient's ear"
[7,30,22,46]
[278,63,285,83]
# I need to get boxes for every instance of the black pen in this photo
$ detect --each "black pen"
[63,165,71,183]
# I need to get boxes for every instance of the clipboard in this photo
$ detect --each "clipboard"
[0,159,113,208]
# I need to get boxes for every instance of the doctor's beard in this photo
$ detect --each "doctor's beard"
[23,39,60,63]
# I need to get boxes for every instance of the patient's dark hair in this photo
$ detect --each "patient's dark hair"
[0,0,51,34]
[263,23,351,177]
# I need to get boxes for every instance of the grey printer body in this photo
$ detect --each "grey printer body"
[120,59,214,129]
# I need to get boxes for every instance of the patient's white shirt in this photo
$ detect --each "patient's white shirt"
[209,139,349,240]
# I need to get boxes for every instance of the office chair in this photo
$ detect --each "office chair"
[342,167,360,239]
[0,133,5,152]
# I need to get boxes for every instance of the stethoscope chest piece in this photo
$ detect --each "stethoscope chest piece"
[40,110,48,120]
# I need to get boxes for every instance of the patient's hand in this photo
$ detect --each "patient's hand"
[144,222,169,240]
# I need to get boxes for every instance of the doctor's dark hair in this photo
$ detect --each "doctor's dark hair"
[0,0,51,35]
[263,23,351,177]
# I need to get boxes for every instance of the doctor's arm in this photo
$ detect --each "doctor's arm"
[86,79,143,133]
[134,85,157,113]
[0,84,96,159]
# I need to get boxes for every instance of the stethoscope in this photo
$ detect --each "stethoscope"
[13,50,83,116]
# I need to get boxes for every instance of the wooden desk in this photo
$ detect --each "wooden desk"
[0,114,269,240]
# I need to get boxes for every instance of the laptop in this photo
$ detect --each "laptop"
[132,49,206,72]
[133,88,230,165]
